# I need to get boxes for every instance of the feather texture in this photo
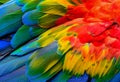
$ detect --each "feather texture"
[1,0,120,82]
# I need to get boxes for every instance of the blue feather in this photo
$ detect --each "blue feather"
[0,10,23,37]
[22,9,44,26]
[0,53,32,76]
[0,1,21,17]
[111,72,120,82]
[68,73,89,82]
[0,40,10,51]
[0,66,29,82]
[10,40,40,56]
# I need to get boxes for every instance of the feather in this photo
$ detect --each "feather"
[37,0,67,16]
[38,14,61,28]
[68,73,89,82]
[22,0,41,12]
[26,42,63,80]
[10,40,40,56]
[22,9,44,26]
[11,25,47,48]
[51,71,72,82]
[11,25,31,48]
[0,40,10,51]
[111,72,120,82]
[0,66,28,82]
[0,53,32,76]
[15,0,31,6]
[0,10,23,37]
[0,0,21,17]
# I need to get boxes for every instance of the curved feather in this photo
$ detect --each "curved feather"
[11,25,47,48]
[22,9,44,26]
[37,0,67,16]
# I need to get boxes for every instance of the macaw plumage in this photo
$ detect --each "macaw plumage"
[1,0,120,82]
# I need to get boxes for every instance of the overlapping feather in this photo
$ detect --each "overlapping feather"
[1,0,120,82]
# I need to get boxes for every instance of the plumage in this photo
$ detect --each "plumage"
[1,0,120,82]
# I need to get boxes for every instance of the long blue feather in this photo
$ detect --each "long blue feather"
[10,40,40,56]
[0,53,32,76]
[0,66,29,82]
